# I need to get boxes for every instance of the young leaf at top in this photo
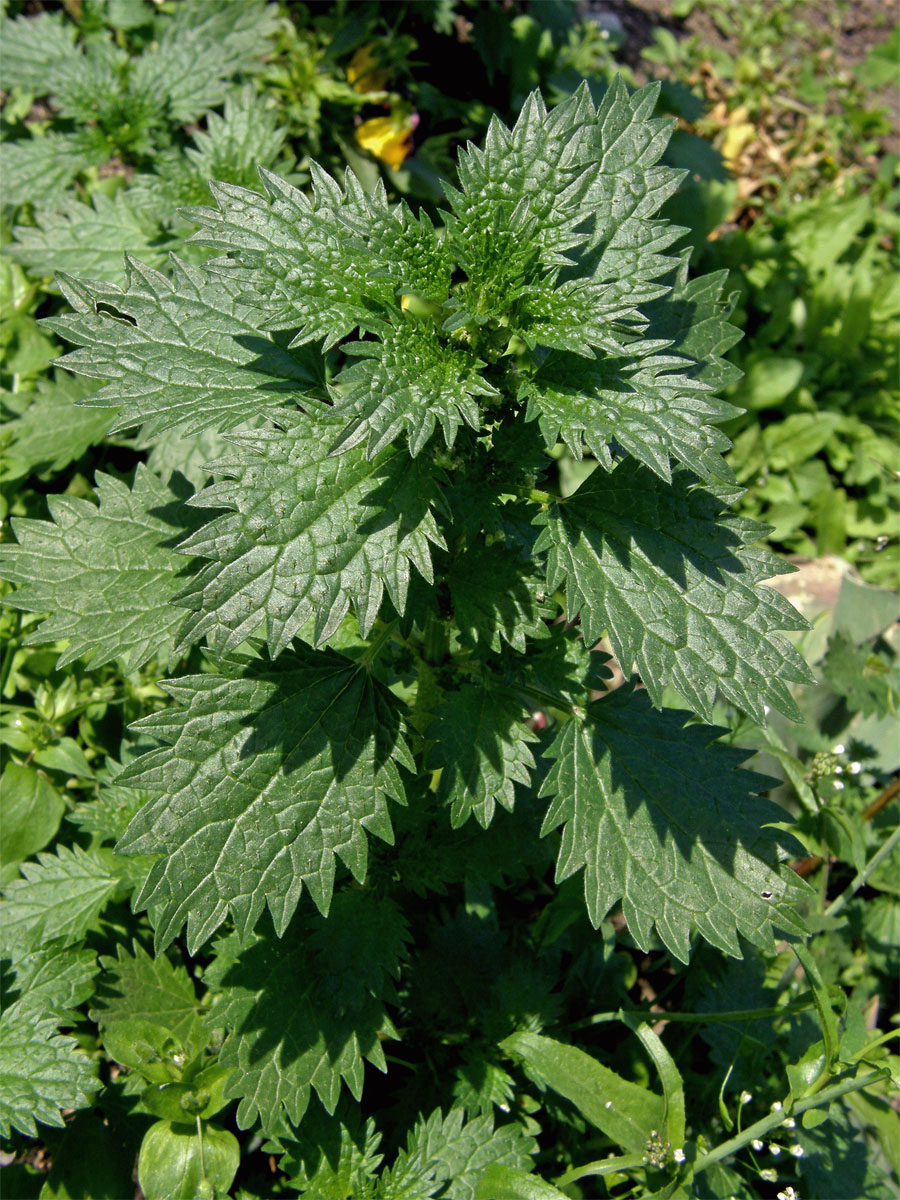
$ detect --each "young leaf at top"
[534,459,813,722]
[539,689,809,961]
[117,648,413,952]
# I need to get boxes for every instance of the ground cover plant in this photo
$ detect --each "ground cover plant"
[1,3,898,1199]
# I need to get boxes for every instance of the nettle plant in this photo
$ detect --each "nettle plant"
[1,82,820,1195]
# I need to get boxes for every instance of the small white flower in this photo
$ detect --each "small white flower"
[832,743,845,755]
[605,1100,612,1110]
[740,1090,753,1104]
[673,1148,686,1163]
[834,764,844,774]
[764,704,771,715]
[760,1168,777,1182]
[833,780,844,791]
[783,1116,796,1128]
[848,761,862,774]
[777,1188,798,1200]
[771,1101,783,1112]
[790,1144,804,1158]
[752,1138,764,1150]
[769,1142,782,1156]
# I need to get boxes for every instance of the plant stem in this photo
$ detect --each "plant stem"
[568,995,817,1030]
[826,824,900,920]
[693,1069,888,1176]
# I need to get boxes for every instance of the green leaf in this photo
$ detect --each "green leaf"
[0,763,65,868]
[519,343,737,484]
[2,940,98,1023]
[117,648,413,951]
[130,0,278,126]
[0,134,96,212]
[442,87,598,322]
[379,1107,536,1200]
[431,684,537,829]
[501,1030,662,1156]
[176,412,445,653]
[45,255,316,439]
[185,165,450,348]
[89,941,204,1052]
[131,84,291,213]
[0,1013,99,1138]
[280,1099,383,1196]
[534,459,812,722]
[206,892,407,1131]
[539,689,808,959]
[137,1120,240,1200]
[476,1164,569,1199]
[330,321,497,458]
[0,844,118,951]
[447,540,551,653]
[7,192,168,285]
[821,633,898,717]
[0,375,112,483]
[0,465,201,671]
[641,251,743,392]
[0,12,79,92]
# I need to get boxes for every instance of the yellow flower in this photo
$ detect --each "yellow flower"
[355,115,414,170]
[347,44,390,94]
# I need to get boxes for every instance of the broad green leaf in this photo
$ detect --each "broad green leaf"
[330,321,496,458]
[431,684,536,829]
[0,763,64,867]
[0,134,96,212]
[137,1120,239,1200]
[519,343,737,484]
[2,940,98,1023]
[0,375,112,483]
[206,893,407,1131]
[176,413,445,653]
[130,0,278,126]
[90,941,204,1052]
[501,1030,663,1156]
[280,1100,383,1196]
[0,465,201,671]
[185,165,449,347]
[0,845,118,951]
[45,255,315,438]
[0,1013,99,1138]
[534,459,812,722]
[539,689,809,959]
[0,12,79,92]
[6,192,167,284]
[476,1165,569,1199]
[117,648,413,951]
[442,87,598,324]
[379,1107,536,1200]
[447,540,551,653]
[642,251,743,392]
[130,84,290,213]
